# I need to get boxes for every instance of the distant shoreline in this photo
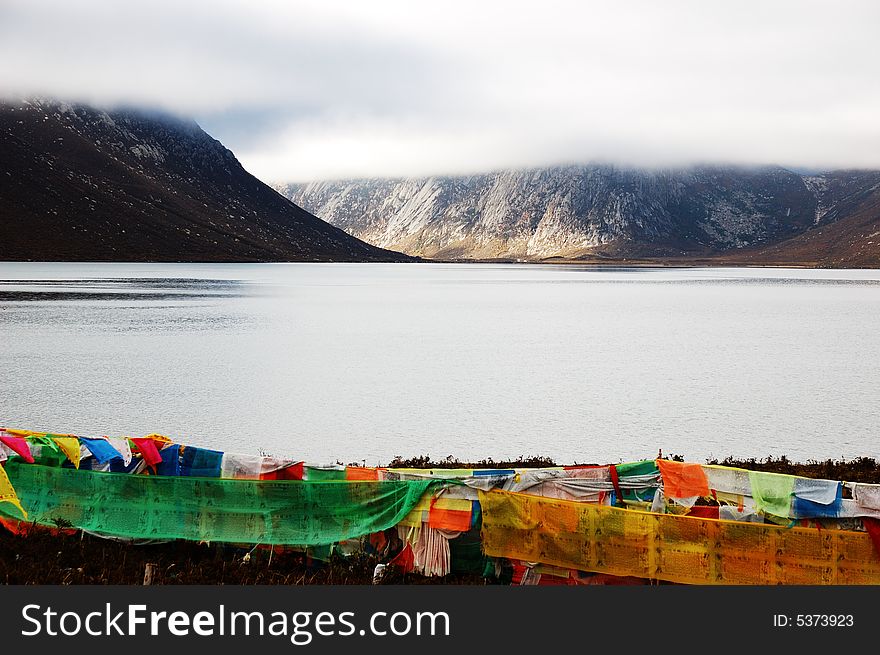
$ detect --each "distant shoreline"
[0,258,875,269]
[436,258,822,268]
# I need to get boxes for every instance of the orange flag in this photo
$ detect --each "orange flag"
[657,459,710,499]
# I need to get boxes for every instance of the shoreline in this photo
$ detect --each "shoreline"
[1,258,878,269]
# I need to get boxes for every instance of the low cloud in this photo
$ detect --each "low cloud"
[2,0,879,182]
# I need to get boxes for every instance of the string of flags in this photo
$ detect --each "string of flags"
[2,426,880,584]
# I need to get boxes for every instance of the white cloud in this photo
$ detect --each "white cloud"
[2,0,879,181]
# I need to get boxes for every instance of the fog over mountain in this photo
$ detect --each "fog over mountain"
[2,1,879,181]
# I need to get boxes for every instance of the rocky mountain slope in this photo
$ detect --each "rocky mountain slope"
[733,170,880,267]
[280,166,880,265]
[0,100,408,262]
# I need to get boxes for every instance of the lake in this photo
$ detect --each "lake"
[1,263,878,465]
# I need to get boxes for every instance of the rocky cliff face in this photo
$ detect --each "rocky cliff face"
[279,165,827,260]
[0,100,409,262]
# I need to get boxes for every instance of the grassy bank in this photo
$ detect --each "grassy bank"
[0,527,487,585]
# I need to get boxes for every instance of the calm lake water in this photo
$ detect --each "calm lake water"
[1,263,878,465]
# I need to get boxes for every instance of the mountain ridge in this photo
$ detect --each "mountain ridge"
[279,165,880,266]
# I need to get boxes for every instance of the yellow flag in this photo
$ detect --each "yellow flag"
[3,428,32,437]
[52,437,81,469]
[0,464,27,519]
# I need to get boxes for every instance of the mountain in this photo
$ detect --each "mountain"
[0,100,409,262]
[733,170,880,267]
[279,165,880,265]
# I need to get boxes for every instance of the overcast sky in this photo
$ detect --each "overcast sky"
[2,0,879,182]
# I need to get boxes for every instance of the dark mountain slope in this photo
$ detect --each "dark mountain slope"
[732,171,880,267]
[0,100,409,262]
